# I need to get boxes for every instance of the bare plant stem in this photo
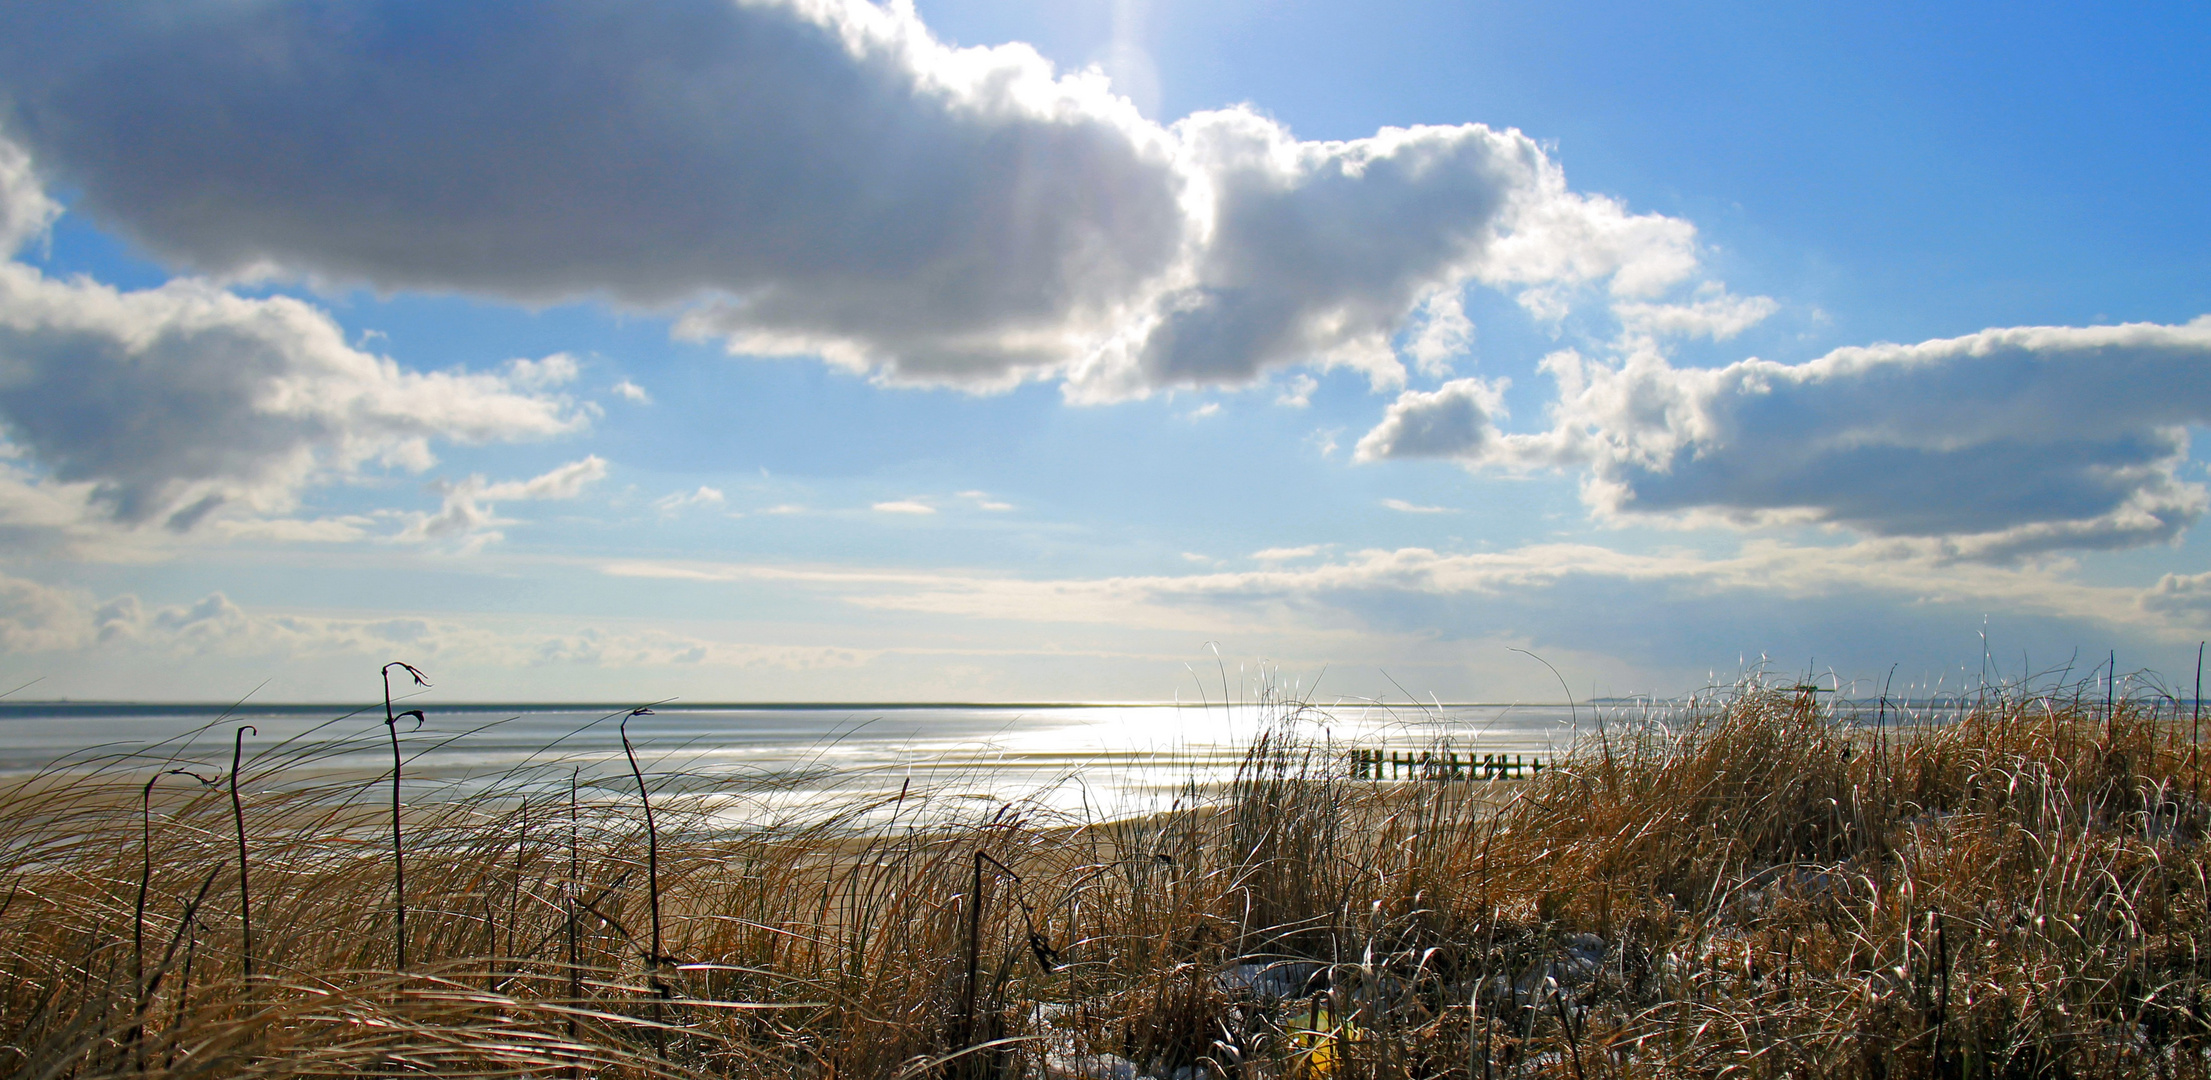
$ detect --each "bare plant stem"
[1552,978,1587,1080]
[135,768,212,1071]
[620,708,668,1058]
[385,715,405,972]
[164,908,197,1072]
[133,867,220,1070]
[382,661,429,972]
[1931,910,1950,1070]
[2107,650,2117,720]
[132,774,158,1071]
[230,724,255,983]
[567,767,582,1080]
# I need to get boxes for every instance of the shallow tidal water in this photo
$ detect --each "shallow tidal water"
[0,698,1609,820]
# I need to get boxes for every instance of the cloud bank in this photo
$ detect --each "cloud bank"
[1363,321,2211,559]
[0,569,859,673]
[599,532,2198,671]
[0,0,1711,399]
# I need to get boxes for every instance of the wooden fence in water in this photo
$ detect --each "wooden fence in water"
[1348,748,1545,781]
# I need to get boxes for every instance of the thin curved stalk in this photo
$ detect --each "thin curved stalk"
[620,707,668,1058]
[136,768,213,1070]
[619,709,664,970]
[230,724,255,982]
[382,661,429,971]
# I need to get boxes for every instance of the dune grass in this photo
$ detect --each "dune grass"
[0,680,2205,1078]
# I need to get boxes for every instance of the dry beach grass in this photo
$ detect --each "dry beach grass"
[0,681,2206,1078]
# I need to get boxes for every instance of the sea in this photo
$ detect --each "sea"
[0,698,1617,820]
[0,694,1971,823]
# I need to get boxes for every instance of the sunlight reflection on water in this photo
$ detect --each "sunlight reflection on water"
[0,696,1952,822]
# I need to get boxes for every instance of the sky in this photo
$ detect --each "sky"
[0,0,2207,704]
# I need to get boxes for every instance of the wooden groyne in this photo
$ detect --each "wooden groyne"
[1348,748,1545,781]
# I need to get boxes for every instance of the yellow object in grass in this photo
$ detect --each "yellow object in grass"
[1288,1001,1360,1079]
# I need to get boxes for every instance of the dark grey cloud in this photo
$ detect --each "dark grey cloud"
[1116,114,1532,393]
[0,0,1183,386]
[0,0,1701,396]
[0,0,1183,319]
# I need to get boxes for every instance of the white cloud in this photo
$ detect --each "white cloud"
[872,499,936,515]
[211,515,374,543]
[0,134,59,257]
[395,455,608,548]
[611,379,652,404]
[1405,291,1474,376]
[957,490,1014,511]
[653,485,726,516]
[1066,113,1560,399]
[1186,402,1221,419]
[1474,175,1700,320]
[1353,377,1509,462]
[1275,374,1319,408]
[1252,545,1324,561]
[0,258,587,539]
[1360,319,2211,560]
[481,456,608,502]
[1525,320,2211,558]
[503,353,581,390]
[1613,282,1777,342]
[0,2,1709,400]
[0,461,162,561]
[1381,498,1453,513]
[0,571,91,651]
[2140,571,2211,627]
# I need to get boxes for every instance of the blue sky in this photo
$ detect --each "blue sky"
[0,0,2207,703]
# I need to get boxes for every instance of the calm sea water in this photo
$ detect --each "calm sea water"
[0,695,1979,823]
[0,699,1605,819]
